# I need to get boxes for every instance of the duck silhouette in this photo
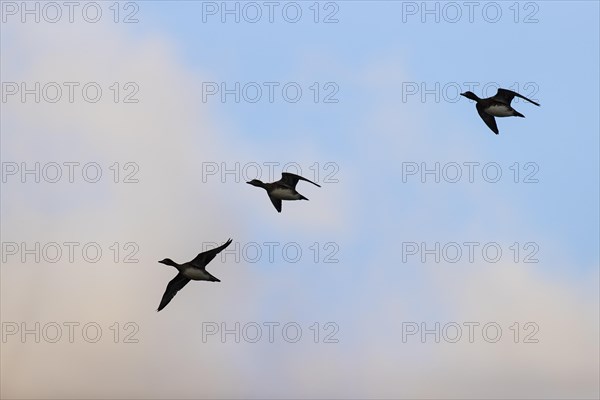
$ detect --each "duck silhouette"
[247,172,321,213]
[461,88,540,134]
[156,239,232,311]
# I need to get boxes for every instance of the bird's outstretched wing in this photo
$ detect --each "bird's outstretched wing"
[157,273,190,312]
[495,89,540,107]
[279,172,321,189]
[190,239,233,268]
[476,103,499,135]
[268,195,282,213]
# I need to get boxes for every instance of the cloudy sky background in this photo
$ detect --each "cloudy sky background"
[1,1,599,398]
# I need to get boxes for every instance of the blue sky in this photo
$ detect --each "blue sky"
[136,0,599,267]
[1,1,599,398]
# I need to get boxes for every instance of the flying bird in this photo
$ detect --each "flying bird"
[156,239,232,311]
[461,88,540,134]
[247,172,321,213]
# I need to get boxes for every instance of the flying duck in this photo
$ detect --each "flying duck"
[461,88,540,134]
[156,238,232,311]
[247,172,321,213]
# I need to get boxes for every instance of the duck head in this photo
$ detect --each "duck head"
[246,179,265,188]
[158,258,177,267]
[460,91,480,102]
